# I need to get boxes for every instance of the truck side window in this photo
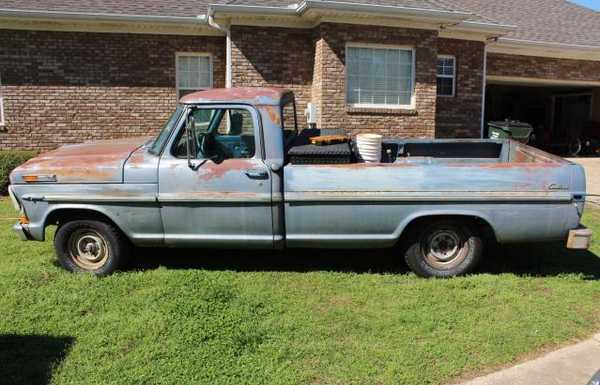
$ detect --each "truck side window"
[173,108,256,160]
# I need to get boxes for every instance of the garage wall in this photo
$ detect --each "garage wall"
[436,38,484,138]
[487,53,600,82]
[0,29,226,151]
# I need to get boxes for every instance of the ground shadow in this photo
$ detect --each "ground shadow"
[131,247,409,275]
[0,334,74,385]
[130,242,600,279]
[482,242,600,279]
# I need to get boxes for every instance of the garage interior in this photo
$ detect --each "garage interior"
[485,80,600,156]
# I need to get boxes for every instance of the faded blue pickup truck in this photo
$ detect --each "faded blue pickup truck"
[9,88,592,277]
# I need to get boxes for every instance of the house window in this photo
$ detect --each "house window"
[346,44,415,108]
[176,53,212,99]
[437,55,456,97]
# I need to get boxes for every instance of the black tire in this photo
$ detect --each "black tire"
[404,219,483,278]
[54,219,130,276]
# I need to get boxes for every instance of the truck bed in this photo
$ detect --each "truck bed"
[283,138,583,248]
[287,131,564,166]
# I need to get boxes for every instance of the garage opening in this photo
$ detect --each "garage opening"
[485,80,600,156]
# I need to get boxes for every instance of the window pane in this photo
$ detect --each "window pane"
[214,109,256,159]
[437,77,454,96]
[177,55,211,95]
[346,46,413,106]
[437,57,455,76]
[398,91,412,105]
[173,108,255,159]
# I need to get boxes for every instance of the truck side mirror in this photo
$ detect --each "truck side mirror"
[185,115,200,169]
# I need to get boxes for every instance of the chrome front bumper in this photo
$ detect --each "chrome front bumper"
[12,222,31,241]
[566,227,592,250]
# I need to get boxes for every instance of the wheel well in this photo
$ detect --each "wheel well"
[399,215,497,244]
[45,209,123,235]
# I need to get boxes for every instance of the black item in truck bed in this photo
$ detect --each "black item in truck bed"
[288,142,354,164]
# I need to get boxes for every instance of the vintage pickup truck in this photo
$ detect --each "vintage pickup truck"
[9,88,592,277]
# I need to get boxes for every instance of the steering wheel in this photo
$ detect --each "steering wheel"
[197,132,226,163]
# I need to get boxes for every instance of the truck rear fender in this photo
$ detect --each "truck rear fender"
[394,211,498,243]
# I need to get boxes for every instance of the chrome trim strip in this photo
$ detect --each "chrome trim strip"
[158,192,273,203]
[23,194,157,203]
[284,191,572,203]
[23,192,278,204]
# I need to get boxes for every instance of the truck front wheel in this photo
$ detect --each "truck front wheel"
[54,220,130,276]
[404,220,483,278]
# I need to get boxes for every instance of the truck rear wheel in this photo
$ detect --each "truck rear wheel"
[404,219,483,278]
[54,219,130,276]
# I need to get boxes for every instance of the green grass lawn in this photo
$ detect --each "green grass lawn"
[1,199,600,385]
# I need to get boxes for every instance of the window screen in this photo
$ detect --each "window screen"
[437,56,456,97]
[176,54,212,99]
[346,46,414,106]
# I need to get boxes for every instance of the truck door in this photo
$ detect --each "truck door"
[158,104,274,248]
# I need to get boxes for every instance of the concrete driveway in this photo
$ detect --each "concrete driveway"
[567,157,600,204]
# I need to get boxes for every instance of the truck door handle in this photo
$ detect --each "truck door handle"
[244,169,269,179]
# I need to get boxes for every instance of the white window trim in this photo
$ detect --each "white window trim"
[437,54,456,98]
[175,52,213,100]
[345,42,416,110]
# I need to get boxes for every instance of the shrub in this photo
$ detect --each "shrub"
[0,150,36,195]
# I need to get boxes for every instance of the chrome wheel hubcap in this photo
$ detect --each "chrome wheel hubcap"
[429,231,460,262]
[68,229,110,269]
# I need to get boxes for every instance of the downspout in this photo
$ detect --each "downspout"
[206,13,232,88]
[480,42,488,138]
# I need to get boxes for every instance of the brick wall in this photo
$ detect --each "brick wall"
[487,53,600,82]
[0,30,225,151]
[230,26,314,118]
[311,23,438,138]
[11,25,599,152]
[435,38,484,138]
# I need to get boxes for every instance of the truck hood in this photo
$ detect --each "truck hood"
[10,137,151,184]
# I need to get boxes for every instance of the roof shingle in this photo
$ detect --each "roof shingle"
[0,0,598,47]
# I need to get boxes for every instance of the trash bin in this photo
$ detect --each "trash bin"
[488,120,533,143]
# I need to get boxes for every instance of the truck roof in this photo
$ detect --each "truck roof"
[179,87,292,106]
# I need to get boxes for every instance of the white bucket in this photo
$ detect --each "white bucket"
[356,133,382,163]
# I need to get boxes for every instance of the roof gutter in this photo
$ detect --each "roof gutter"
[488,37,600,61]
[209,0,472,23]
[0,8,208,24]
[454,20,516,35]
[497,37,600,51]
[298,0,472,21]
[208,4,298,16]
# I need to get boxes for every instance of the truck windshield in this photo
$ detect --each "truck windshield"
[148,105,184,155]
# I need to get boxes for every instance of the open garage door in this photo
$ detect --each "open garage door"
[485,76,600,156]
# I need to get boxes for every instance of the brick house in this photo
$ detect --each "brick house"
[0,0,599,152]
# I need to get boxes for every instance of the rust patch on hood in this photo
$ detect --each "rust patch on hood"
[11,137,151,184]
